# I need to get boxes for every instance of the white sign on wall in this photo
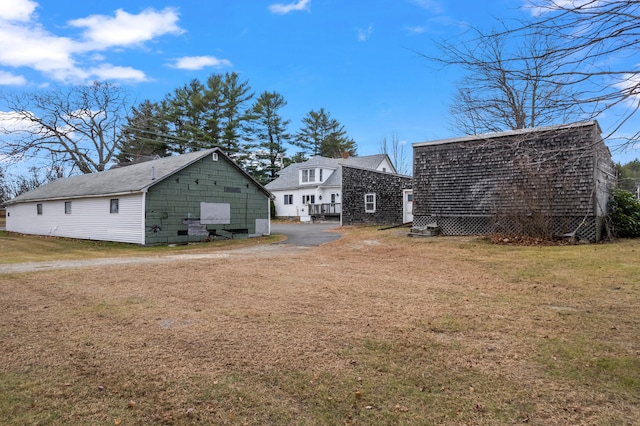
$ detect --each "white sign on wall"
[200,202,231,224]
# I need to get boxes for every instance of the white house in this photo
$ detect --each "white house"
[265,154,397,222]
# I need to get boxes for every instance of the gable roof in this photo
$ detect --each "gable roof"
[265,154,394,191]
[6,148,272,205]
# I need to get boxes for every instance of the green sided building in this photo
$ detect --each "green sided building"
[5,148,273,245]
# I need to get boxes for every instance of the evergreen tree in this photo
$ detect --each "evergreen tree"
[158,72,253,155]
[220,72,254,156]
[163,79,208,153]
[294,108,357,157]
[117,100,171,163]
[202,73,225,148]
[245,91,291,183]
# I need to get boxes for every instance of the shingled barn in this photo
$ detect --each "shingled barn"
[411,121,616,242]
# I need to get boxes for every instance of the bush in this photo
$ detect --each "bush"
[608,188,640,238]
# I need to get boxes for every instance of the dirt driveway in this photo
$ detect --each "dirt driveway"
[0,223,342,274]
[0,243,305,274]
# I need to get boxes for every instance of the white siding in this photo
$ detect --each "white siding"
[271,187,342,220]
[6,193,145,244]
[376,157,395,173]
[271,189,302,218]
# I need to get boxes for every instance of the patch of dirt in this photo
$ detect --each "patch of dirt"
[0,243,306,274]
[487,233,578,246]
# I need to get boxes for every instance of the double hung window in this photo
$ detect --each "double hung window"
[365,193,376,213]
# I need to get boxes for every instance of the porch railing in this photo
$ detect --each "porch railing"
[308,203,341,215]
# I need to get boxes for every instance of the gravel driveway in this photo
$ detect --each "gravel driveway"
[270,222,341,246]
[0,223,342,274]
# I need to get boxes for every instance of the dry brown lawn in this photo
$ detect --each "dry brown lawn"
[1,227,639,425]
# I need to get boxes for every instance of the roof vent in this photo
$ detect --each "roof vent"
[212,152,219,161]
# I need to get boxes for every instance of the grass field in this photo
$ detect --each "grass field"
[1,227,638,425]
[0,230,282,264]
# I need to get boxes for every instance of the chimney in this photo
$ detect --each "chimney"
[342,151,349,159]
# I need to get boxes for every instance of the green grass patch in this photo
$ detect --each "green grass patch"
[0,231,282,264]
[186,347,531,425]
[540,337,640,394]
[463,238,640,289]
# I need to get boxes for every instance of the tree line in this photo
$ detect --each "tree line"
[0,73,357,191]
[118,73,357,183]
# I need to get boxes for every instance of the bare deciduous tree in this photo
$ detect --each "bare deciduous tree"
[0,81,129,174]
[0,166,9,204]
[517,0,640,142]
[0,161,64,202]
[379,132,410,175]
[427,29,581,135]
[425,1,640,143]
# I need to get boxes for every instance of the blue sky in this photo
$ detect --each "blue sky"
[0,0,639,171]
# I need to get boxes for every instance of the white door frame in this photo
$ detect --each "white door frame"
[403,189,413,224]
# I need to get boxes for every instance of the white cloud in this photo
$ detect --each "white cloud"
[0,0,37,22]
[170,56,232,70]
[0,71,27,86]
[357,25,373,42]
[88,64,147,82]
[0,4,184,84]
[525,0,595,17]
[0,111,38,133]
[269,0,311,15]
[405,25,427,34]
[69,8,184,50]
[410,0,443,13]
[0,22,77,73]
[614,71,640,106]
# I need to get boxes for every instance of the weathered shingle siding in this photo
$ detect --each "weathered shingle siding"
[342,166,412,226]
[594,139,617,216]
[144,155,269,245]
[412,122,615,240]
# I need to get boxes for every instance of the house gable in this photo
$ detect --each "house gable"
[265,154,397,221]
[144,153,270,245]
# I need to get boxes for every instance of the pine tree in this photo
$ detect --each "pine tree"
[245,91,291,183]
[294,108,357,158]
[163,79,208,153]
[220,72,254,156]
[117,100,171,163]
